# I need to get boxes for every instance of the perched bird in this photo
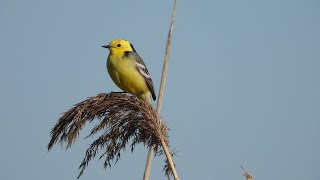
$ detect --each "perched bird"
[102,39,156,104]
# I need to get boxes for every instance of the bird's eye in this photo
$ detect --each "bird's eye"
[117,44,121,47]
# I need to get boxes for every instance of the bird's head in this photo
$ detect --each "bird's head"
[102,39,136,55]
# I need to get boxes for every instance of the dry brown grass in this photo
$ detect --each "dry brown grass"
[48,92,174,178]
[241,165,253,180]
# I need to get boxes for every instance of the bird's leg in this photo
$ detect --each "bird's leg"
[113,91,127,94]
[110,91,129,95]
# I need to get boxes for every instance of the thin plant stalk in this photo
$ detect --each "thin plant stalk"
[143,0,178,179]
[143,148,154,180]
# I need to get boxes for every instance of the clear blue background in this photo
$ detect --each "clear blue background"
[1,0,319,179]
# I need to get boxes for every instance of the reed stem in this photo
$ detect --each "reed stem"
[143,0,178,179]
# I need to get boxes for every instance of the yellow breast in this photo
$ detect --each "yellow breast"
[107,55,149,96]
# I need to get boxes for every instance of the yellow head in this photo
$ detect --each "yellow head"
[102,39,136,55]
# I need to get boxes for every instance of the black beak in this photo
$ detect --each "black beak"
[102,45,111,48]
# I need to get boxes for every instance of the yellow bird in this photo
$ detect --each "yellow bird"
[102,39,156,104]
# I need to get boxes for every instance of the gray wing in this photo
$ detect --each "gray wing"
[125,51,156,101]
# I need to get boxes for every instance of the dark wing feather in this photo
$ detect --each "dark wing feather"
[124,51,156,100]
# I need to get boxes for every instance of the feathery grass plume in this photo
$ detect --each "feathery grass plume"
[48,92,172,178]
[162,150,178,180]
[241,165,253,180]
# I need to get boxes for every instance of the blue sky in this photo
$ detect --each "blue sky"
[1,0,319,180]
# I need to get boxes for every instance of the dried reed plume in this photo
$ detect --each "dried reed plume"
[241,165,253,180]
[48,92,174,178]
